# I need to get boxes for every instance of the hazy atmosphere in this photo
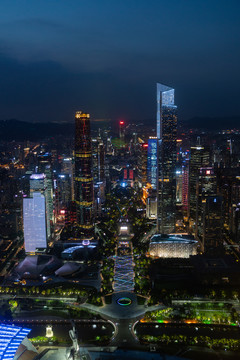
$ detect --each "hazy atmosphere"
[0,0,240,123]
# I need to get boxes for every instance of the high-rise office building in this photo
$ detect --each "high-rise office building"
[37,154,54,224]
[217,167,240,239]
[188,145,210,227]
[138,142,148,187]
[62,157,74,201]
[74,111,94,238]
[156,83,177,233]
[45,166,54,224]
[176,167,183,204]
[92,138,105,182]
[98,141,105,182]
[37,152,51,173]
[30,173,51,239]
[57,174,72,208]
[195,167,217,240]
[147,137,158,190]
[23,192,47,253]
[182,159,189,211]
[203,196,223,252]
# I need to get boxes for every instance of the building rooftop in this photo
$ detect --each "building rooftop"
[30,173,45,180]
[150,234,197,245]
[0,323,32,360]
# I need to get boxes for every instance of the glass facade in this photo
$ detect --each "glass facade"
[30,173,51,239]
[157,83,177,234]
[23,192,47,253]
[74,111,94,237]
[203,196,223,251]
[196,167,217,239]
[149,234,198,258]
[188,146,210,224]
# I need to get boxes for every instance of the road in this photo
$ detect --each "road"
[135,322,240,340]
[110,319,146,350]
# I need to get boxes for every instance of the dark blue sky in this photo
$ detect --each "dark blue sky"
[0,0,239,123]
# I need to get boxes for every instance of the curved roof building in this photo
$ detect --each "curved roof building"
[15,255,62,279]
[55,262,83,277]
[0,324,34,360]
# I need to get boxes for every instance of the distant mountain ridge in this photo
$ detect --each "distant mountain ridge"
[0,119,74,141]
[181,116,240,130]
[0,116,239,141]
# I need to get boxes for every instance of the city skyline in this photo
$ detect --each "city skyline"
[1,2,240,358]
[0,1,239,124]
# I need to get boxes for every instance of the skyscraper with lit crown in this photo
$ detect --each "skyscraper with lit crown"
[74,111,94,238]
[156,83,177,233]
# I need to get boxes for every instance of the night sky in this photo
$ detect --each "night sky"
[0,0,239,124]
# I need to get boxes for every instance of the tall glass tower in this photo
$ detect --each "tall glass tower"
[23,192,47,253]
[156,83,177,233]
[30,173,51,240]
[74,111,94,238]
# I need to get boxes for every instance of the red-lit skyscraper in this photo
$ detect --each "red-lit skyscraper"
[74,111,94,238]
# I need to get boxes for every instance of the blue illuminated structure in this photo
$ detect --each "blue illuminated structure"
[114,255,134,292]
[147,138,158,190]
[61,240,97,259]
[117,297,132,306]
[0,324,31,360]
[62,244,96,255]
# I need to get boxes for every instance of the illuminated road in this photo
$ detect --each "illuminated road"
[135,322,240,339]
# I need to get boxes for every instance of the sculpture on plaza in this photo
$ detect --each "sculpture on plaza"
[66,320,91,360]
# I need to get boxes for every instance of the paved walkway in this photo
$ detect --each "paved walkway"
[113,233,135,292]
[79,220,165,347]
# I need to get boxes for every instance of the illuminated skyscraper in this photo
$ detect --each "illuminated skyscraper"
[30,173,51,239]
[92,138,105,182]
[37,154,54,224]
[62,157,74,201]
[188,145,210,226]
[156,83,177,233]
[23,192,47,253]
[195,167,217,241]
[182,159,189,211]
[74,111,94,238]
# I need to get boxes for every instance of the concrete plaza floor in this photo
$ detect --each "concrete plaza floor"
[80,291,164,320]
